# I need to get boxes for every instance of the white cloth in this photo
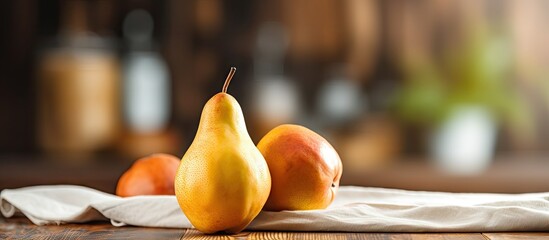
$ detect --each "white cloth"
[1,185,548,232]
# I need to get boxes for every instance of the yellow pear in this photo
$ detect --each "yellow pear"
[175,67,271,234]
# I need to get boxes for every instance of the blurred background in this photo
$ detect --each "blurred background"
[1,0,548,193]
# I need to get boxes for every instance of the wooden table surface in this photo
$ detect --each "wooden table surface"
[2,155,549,239]
[1,217,548,240]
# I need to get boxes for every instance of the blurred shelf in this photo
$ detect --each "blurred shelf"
[0,155,132,194]
[0,153,548,194]
[341,153,549,193]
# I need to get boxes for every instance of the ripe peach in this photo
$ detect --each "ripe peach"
[257,124,343,211]
[116,153,180,197]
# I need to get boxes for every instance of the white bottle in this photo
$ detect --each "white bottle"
[122,10,170,134]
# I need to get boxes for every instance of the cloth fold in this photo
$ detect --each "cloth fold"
[1,185,548,232]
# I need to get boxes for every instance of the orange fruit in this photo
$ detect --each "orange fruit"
[257,124,343,211]
[116,153,180,197]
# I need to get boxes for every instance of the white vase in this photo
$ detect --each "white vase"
[429,106,497,175]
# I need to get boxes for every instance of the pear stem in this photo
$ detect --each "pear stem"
[222,67,237,93]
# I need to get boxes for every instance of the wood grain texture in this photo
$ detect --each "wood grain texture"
[2,217,547,240]
[0,217,183,240]
[482,232,549,240]
[206,231,485,240]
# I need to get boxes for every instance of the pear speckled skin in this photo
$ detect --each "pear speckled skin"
[175,91,271,234]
